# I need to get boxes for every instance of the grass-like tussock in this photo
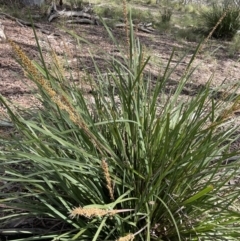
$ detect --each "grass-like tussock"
[1,4,240,241]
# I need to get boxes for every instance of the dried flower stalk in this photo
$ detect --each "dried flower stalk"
[50,48,65,79]
[8,39,109,155]
[101,159,114,200]
[8,40,83,125]
[184,8,229,76]
[199,7,229,52]
[70,206,133,219]
[70,207,118,219]
[218,99,240,121]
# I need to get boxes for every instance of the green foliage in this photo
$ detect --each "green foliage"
[131,8,153,22]
[176,27,204,42]
[184,4,202,15]
[161,7,172,23]
[175,3,201,14]
[94,4,122,19]
[199,3,240,40]
[0,0,22,18]
[94,4,153,24]
[1,16,240,241]
[228,34,240,57]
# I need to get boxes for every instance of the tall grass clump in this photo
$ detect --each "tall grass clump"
[1,12,240,241]
[158,0,173,24]
[199,3,240,40]
[161,7,172,23]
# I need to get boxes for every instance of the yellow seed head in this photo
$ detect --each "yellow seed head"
[70,207,118,219]
[116,233,134,241]
[101,160,114,200]
[8,39,105,155]
[8,39,56,96]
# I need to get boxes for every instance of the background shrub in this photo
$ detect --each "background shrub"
[199,3,240,40]
[161,7,172,23]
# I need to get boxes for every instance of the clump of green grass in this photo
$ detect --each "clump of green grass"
[1,9,240,241]
[176,27,204,42]
[161,7,172,23]
[94,4,153,24]
[155,21,171,33]
[94,4,123,19]
[175,3,201,14]
[131,7,153,22]
[172,13,204,42]
[199,3,240,40]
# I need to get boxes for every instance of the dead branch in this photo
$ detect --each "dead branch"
[115,23,154,33]
[0,12,60,36]
[0,12,42,29]
[48,9,94,22]
[66,19,96,25]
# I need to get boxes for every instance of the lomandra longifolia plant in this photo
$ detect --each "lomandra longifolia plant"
[1,9,240,241]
